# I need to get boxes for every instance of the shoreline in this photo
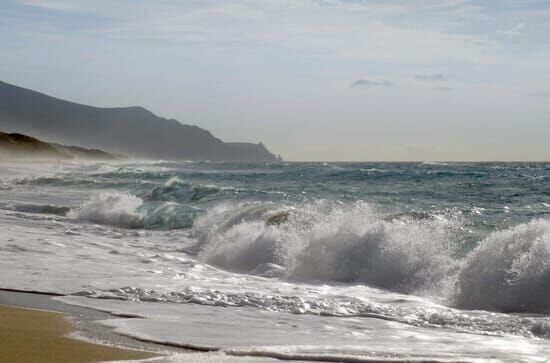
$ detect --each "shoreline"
[0,289,286,363]
[0,289,186,362]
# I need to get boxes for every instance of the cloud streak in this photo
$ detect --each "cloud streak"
[350,79,392,88]
[529,91,550,98]
[414,73,447,81]
[12,0,550,67]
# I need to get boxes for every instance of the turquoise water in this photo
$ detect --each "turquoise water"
[19,161,549,235]
[5,160,550,363]
[3,161,550,315]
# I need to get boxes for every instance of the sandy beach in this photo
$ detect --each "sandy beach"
[0,290,161,363]
[0,303,158,363]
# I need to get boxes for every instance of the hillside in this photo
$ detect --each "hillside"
[0,81,278,162]
[0,131,115,161]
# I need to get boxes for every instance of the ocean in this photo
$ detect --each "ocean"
[1,160,550,362]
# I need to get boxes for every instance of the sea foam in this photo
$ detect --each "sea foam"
[455,219,550,313]
[194,200,550,313]
[195,200,461,295]
[67,192,144,228]
[68,191,200,230]
[66,188,550,314]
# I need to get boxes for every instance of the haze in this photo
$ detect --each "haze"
[2,0,550,161]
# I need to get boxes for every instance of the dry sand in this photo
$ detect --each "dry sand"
[0,304,158,363]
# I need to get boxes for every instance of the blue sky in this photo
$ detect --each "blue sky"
[1,0,550,161]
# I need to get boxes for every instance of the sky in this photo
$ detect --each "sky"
[1,0,550,161]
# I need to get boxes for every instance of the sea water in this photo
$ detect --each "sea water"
[1,161,550,362]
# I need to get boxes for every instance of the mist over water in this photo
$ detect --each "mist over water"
[2,161,550,361]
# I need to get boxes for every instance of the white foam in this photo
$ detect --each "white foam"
[68,192,144,228]
[4,161,550,362]
[196,200,460,295]
[455,219,550,313]
[57,295,550,363]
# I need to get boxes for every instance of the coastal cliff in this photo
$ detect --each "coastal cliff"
[0,81,278,162]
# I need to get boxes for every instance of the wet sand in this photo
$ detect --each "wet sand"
[0,303,158,363]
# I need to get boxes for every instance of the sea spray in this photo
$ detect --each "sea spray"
[68,191,200,229]
[195,200,463,295]
[68,192,144,228]
[454,219,550,313]
[148,176,226,203]
[38,161,550,314]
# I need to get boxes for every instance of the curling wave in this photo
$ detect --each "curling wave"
[67,192,201,230]
[193,201,550,313]
[194,200,463,295]
[65,192,550,314]
[67,192,144,228]
[454,219,550,313]
[148,177,233,203]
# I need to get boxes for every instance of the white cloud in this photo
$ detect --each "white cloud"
[351,79,392,88]
[17,0,87,11]
[415,73,447,81]
[499,23,526,37]
[13,0,550,67]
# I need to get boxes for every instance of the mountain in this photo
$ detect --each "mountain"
[0,81,279,162]
[0,131,115,161]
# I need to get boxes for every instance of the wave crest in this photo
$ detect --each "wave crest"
[68,192,200,230]
[148,177,223,202]
[454,219,550,313]
[67,191,550,314]
[195,201,462,294]
[67,192,144,228]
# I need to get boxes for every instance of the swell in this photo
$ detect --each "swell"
[20,160,545,315]
[193,200,462,296]
[147,176,240,203]
[67,192,201,230]
[65,187,550,314]
[0,202,70,216]
[191,201,550,314]
[64,177,250,229]
[454,219,550,313]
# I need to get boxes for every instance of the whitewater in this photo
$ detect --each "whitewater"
[2,160,550,362]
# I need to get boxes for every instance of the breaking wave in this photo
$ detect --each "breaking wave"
[192,201,550,313]
[67,192,144,228]
[194,200,463,295]
[147,177,234,203]
[67,192,200,230]
[455,219,550,313]
[65,191,550,314]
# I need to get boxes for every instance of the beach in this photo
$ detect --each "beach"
[0,290,160,363]
[2,161,550,362]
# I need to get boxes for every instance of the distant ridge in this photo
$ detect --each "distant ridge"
[0,81,279,162]
[0,131,115,160]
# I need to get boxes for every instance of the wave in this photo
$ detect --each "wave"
[194,200,463,295]
[67,192,201,229]
[66,190,550,314]
[191,200,550,314]
[15,175,100,187]
[67,192,144,228]
[81,283,550,339]
[148,177,234,203]
[0,202,70,216]
[454,219,550,313]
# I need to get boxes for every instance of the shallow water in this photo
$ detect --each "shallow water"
[1,160,550,362]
